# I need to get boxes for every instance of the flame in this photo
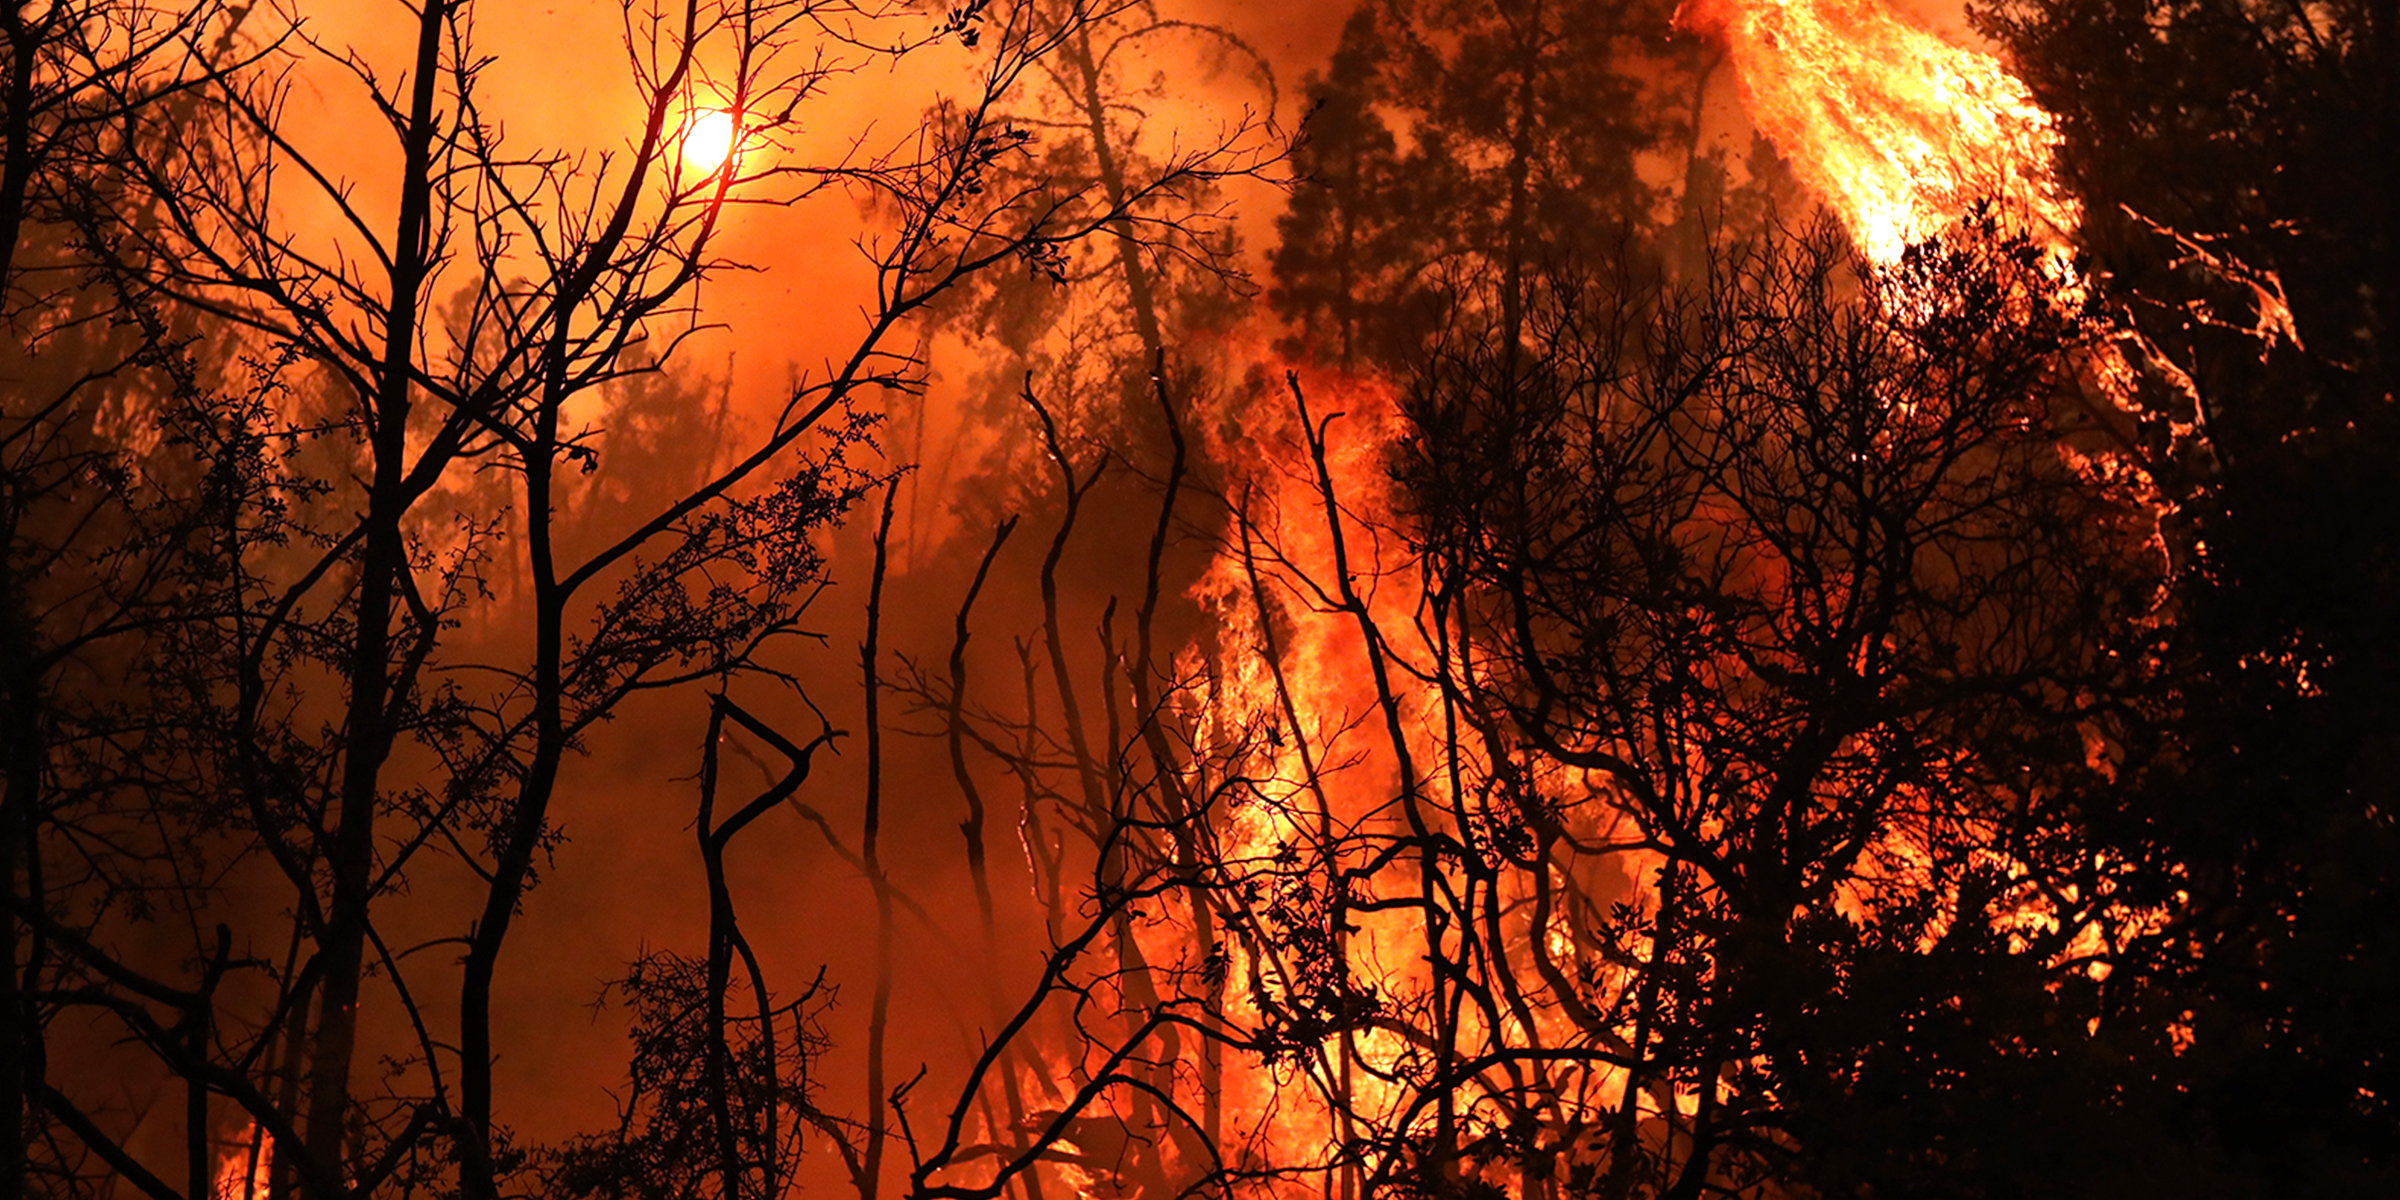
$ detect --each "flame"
[1167,360,1674,1190]
[1181,364,1431,1170]
[214,1125,271,1200]
[1686,0,2078,263]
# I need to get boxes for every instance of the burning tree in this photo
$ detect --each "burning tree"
[882,215,2162,1199]
[1153,212,2155,1199]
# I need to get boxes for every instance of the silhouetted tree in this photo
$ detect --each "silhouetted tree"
[1978,1,2400,1187]
[1268,0,1728,371]
[905,0,1275,526]
[0,3,276,1196]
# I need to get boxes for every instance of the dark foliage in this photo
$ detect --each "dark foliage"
[1977,0,2400,1188]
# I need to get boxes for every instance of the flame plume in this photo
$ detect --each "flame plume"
[1684,0,2079,262]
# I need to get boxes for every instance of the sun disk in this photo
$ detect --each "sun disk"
[683,109,737,175]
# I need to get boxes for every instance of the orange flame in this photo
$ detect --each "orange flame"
[1170,358,1672,1189]
[214,1125,271,1200]
[1686,0,2078,262]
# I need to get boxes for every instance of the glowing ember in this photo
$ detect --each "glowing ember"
[1684,0,2079,262]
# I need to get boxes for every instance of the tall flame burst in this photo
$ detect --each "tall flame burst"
[1683,0,2079,262]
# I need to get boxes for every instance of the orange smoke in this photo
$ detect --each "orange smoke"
[1685,0,2078,262]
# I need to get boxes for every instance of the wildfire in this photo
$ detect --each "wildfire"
[1003,5,2162,1194]
[1684,0,2079,263]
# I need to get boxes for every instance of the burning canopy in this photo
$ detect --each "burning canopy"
[1683,0,2081,262]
